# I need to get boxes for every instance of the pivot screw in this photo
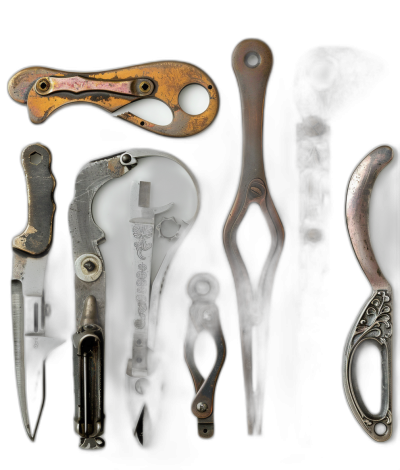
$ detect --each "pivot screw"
[203,310,214,320]
[83,261,96,272]
[121,154,131,164]
[197,402,208,413]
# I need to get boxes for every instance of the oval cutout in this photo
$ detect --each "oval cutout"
[179,84,210,115]
[194,330,217,379]
[119,98,173,125]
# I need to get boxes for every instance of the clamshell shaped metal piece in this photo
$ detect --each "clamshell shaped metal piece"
[344,145,393,442]
[8,61,219,137]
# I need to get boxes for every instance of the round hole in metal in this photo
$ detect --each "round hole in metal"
[245,51,260,68]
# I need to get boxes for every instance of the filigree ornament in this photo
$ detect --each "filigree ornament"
[353,291,392,344]
[299,139,329,170]
[133,224,153,260]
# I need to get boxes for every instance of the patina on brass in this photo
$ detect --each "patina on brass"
[223,39,284,435]
[8,61,219,137]
[13,143,55,256]
[344,145,393,442]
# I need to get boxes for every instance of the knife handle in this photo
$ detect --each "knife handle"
[343,289,392,442]
[184,274,226,438]
[8,62,219,137]
[13,143,55,256]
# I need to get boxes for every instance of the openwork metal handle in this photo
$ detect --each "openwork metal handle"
[8,62,219,137]
[344,146,393,442]
[184,273,226,438]
[223,39,284,434]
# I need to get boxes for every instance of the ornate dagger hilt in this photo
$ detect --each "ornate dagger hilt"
[344,145,393,442]
[185,273,226,438]
[223,39,284,435]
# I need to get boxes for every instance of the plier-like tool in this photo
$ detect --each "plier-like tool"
[223,39,285,434]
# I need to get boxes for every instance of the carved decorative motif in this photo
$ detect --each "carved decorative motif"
[352,290,392,347]
[135,263,148,329]
[132,224,153,260]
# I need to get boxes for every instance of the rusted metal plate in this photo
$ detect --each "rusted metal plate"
[8,61,219,137]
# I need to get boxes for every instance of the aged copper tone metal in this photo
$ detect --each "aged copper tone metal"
[8,62,219,137]
[12,143,63,441]
[185,273,226,438]
[344,145,393,442]
[223,39,284,435]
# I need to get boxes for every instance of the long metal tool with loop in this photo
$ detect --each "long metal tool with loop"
[223,39,285,435]
[344,145,393,442]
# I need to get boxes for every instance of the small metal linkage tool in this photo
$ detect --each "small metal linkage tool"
[11,143,63,441]
[344,146,393,442]
[124,150,200,445]
[223,39,285,435]
[8,61,219,137]
[185,274,226,438]
[69,152,135,449]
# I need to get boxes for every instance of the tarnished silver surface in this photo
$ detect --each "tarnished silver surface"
[344,145,393,442]
[11,144,63,441]
[69,153,134,448]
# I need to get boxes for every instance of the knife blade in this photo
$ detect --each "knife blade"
[11,143,63,441]
[344,145,393,442]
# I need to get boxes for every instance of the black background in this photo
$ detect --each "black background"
[2,12,399,469]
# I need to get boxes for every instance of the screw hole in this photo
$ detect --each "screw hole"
[136,357,142,363]
[208,85,212,90]
[375,423,387,435]
[140,121,145,126]
[245,51,261,68]
[142,83,149,91]
[30,152,43,165]
[196,281,210,295]
[40,82,46,89]
[203,429,208,434]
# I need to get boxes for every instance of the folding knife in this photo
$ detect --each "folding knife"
[223,39,285,434]
[69,151,134,449]
[185,273,226,438]
[344,145,393,442]
[123,149,200,446]
[8,61,219,137]
[11,143,63,441]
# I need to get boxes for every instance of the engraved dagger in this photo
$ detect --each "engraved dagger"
[344,145,393,442]
[126,149,200,448]
[11,143,64,441]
